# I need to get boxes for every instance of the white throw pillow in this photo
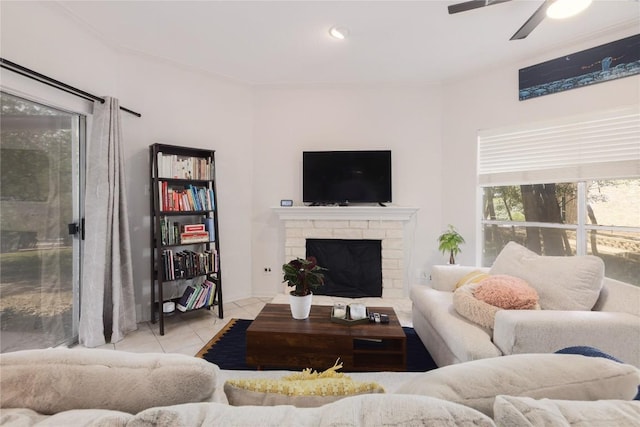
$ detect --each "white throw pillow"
[494,395,640,427]
[490,241,604,310]
[395,353,640,417]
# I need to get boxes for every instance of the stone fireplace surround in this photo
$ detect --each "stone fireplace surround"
[273,206,418,299]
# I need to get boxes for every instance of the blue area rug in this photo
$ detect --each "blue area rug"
[197,318,437,372]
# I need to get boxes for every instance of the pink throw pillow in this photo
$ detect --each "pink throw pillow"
[473,275,539,310]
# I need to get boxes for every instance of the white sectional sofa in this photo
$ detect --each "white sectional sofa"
[1,347,639,426]
[411,242,640,368]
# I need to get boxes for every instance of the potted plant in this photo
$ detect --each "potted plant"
[437,224,465,265]
[282,256,327,319]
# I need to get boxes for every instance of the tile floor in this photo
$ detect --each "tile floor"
[73,296,413,356]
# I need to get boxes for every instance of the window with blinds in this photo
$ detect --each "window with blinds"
[477,106,640,286]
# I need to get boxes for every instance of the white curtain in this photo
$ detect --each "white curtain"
[79,97,137,347]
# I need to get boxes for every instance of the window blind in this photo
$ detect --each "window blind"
[478,106,640,186]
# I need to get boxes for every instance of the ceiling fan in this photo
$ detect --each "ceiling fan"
[448,0,593,40]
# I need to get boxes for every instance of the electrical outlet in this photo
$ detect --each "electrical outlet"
[263,267,272,275]
[415,269,428,279]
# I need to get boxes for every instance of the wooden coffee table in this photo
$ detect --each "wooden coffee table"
[246,304,406,371]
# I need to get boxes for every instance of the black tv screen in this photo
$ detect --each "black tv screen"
[303,150,392,205]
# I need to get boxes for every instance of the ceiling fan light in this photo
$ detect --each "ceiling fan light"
[329,26,349,40]
[546,0,593,20]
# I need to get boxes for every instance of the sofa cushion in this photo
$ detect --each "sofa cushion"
[0,408,134,426]
[133,395,495,426]
[395,353,640,417]
[0,348,219,415]
[493,395,640,427]
[490,241,604,310]
[556,346,640,400]
[224,363,384,407]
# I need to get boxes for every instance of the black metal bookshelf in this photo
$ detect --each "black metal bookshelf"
[149,143,223,335]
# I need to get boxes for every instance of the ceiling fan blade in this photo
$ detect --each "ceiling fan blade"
[448,0,512,15]
[510,0,552,40]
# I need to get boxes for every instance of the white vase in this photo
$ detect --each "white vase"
[288,292,313,319]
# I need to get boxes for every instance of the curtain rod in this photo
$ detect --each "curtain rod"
[0,58,141,118]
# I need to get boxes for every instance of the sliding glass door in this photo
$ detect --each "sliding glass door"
[0,92,84,352]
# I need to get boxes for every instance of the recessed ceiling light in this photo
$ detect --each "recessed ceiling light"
[546,0,593,19]
[329,26,349,40]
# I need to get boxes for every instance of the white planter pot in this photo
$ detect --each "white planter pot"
[288,292,313,319]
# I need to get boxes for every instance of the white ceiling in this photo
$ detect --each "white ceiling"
[57,0,640,85]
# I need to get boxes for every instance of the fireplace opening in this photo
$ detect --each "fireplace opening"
[306,239,382,298]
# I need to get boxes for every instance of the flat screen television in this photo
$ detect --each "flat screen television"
[303,150,392,205]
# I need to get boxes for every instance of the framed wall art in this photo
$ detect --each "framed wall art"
[519,33,640,101]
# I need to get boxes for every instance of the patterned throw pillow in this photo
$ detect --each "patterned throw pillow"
[224,361,385,407]
[454,270,490,290]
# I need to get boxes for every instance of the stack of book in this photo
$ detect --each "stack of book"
[176,280,216,312]
[162,248,218,280]
[160,218,179,245]
[156,153,214,180]
[160,221,215,245]
[158,183,215,212]
[180,223,209,244]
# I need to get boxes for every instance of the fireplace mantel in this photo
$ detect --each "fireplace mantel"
[274,205,418,298]
[272,206,418,221]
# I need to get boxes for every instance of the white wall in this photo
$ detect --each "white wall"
[1,2,254,322]
[251,85,444,295]
[116,53,254,314]
[441,27,640,266]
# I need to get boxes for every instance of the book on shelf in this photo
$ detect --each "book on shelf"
[188,186,200,211]
[157,153,213,180]
[176,285,196,312]
[160,217,167,245]
[204,218,215,242]
[205,279,216,306]
[159,183,213,212]
[161,220,210,246]
[200,280,216,309]
[180,231,209,244]
[184,188,196,211]
[183,223,205,233]
[164,249,216,279]
[190,282,210,310]
[173,277,217,313]
[160,220,180,246]
[185,285,201,310]
[205,189,214,211]
[162,249,176,280]
[194,282,209,309]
